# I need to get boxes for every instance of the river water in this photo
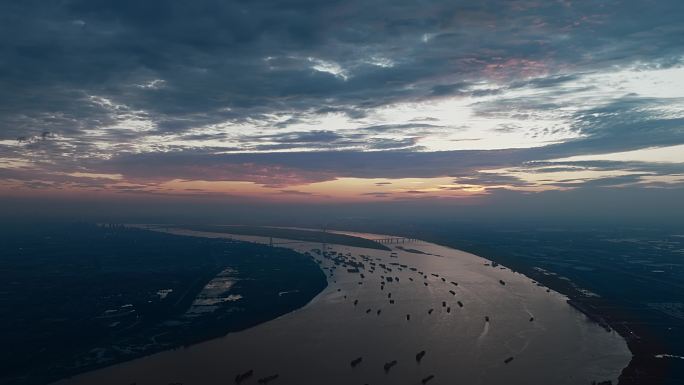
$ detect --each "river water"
[54,228,631,385]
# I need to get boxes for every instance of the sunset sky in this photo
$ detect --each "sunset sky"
[1,0,683,210]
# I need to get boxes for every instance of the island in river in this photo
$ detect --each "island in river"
[52,225,631,385]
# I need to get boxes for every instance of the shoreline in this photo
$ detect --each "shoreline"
[351,229,660,385]
[56,226,628,384]
[440,241,660,385]
[39,226,327,385]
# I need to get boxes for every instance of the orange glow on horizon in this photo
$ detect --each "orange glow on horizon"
[0,174,524,202]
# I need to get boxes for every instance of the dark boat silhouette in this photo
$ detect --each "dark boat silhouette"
[354,299,358,306]
[366,308,371,314]
[451,281,458,286]
[421,374,435,384]
[457,301,463,307]
[485,316,490,322]
[406,313,410,321]
[428,308,434,314]
[529,317,534,322]
[449,290,456,295]
[377,309,382,315]
[447,307,451,313]
[442,301,446,307]
[416,350,426,362]
[504,357,514,364]
[350,357,363,368]
[383,360,398,373]
[235,369,254,384]
[499,280,506,285]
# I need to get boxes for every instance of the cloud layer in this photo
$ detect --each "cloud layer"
[1,0,683,203]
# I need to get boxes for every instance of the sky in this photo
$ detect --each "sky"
[1,0,683,221]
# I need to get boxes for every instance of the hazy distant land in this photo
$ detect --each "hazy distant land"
[171,224,391,250]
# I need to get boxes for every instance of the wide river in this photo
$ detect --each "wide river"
[54,228,631,385]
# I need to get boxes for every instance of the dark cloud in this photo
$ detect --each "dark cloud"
[508,74,584,89]
[250,130,345,144]
[430,83,471,96]
[1,0,684,203]
[7,135,681,193]
[454,172,535,188]
[237,130,421,151]
[279,189,314,196]
[2,0,683,140]
[94,148,532,186]
[472,93,684,154]
[544,174,651,188]
[568,96,684,152]
[361,192,392,198]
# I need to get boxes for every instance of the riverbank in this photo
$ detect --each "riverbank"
[0,223,327,385]
[54,227,630,385]
[170,224,390,251]
[347,223,679,385]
